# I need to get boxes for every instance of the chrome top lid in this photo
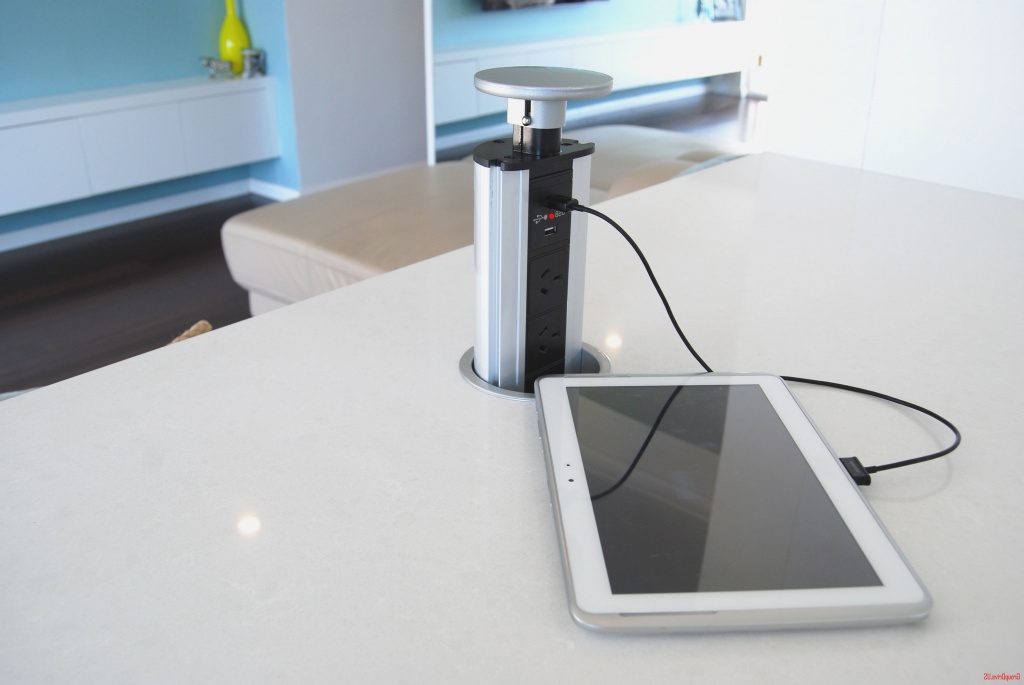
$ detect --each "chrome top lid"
[474,66,613,101]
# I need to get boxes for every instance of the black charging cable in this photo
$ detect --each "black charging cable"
[546,195,962,485]
[591,386,684,500]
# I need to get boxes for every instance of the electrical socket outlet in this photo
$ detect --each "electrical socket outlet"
[527,211,571,250]
[525,305,567,373]
[526,247,570,315]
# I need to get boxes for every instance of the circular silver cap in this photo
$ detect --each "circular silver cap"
[474,66,614,101]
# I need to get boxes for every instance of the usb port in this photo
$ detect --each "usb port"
[544,226,557,236]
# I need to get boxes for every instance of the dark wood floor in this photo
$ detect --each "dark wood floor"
[1,93,761,395]
[0,195,270,393]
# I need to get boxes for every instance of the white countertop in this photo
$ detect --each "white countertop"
[2,153,1022,682]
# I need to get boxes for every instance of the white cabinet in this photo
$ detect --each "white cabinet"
[433,22,753,125]
[0,119,91,214]
[80,103,189,195]
[0,77,280,216]
[434,60,480,126]
[181,88,280,174]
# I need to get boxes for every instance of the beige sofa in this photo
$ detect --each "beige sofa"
[222,125,746,315]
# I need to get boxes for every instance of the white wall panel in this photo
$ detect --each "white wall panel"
[285,0,428,192]
[863,1,1024,199]
[761,0,1024,199]
[761,0,885,168]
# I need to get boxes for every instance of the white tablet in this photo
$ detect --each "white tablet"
[534,373,932,633]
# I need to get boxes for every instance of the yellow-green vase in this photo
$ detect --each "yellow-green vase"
[219,0,251,75]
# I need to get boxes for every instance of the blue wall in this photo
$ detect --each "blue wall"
[0,0,298,238]
[433,0,696,51]
[0,1,221,103]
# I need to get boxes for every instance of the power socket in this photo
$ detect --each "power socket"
[526,246,570,315]
[525,305,568,392]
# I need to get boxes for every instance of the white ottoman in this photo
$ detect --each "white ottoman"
[222,158,476,314]
[222,125,748,314]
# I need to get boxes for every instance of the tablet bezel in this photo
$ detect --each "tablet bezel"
[535,373,931,632]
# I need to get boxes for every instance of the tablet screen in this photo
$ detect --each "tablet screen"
[567,383,882,595]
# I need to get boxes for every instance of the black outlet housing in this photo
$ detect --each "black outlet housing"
[474,136,595,393]
[523,168,575,392]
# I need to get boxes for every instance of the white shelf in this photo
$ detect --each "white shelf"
[0,77,280,216]
[433,22,754,125]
